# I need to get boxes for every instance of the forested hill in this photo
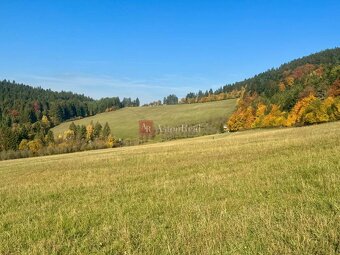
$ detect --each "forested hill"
[0,80,140,126]
[0,80,140,153]
[221,47,340,97]
[223,48,340,131]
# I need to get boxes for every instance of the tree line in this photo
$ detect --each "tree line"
[0,121,118,160]
[143,90,241,107]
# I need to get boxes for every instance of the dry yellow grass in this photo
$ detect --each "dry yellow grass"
[0,121,339,254]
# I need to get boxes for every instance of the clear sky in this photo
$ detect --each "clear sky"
[0,0,339,103]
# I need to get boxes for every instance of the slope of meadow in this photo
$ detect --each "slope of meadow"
[1,121,339,254]
[52,99,237,140]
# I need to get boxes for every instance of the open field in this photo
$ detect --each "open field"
[52,99,237,140]
[1,121,339,254]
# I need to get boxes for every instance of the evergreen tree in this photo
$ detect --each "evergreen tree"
[76,125,87,141]
[102,122,111,138]
[50,104,64,124]
[45,130,55,145]
[135,98,140,107]
[0,127,20,151]
[94,122,103,138]
[163,94,179,105]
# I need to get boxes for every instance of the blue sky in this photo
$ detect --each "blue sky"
[0,0,339,103]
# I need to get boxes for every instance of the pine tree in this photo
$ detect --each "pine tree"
[45,130,55,145]
[69,122,77,133]
[102,122,111,138]
[76,125,87,141]
[94,122,103,138]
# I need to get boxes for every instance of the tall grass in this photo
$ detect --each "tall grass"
[0,121,339,254]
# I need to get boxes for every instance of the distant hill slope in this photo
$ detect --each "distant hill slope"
[222,48,340,131]
[52,99,236,141]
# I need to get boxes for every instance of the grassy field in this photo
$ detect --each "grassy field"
[1,121,339,254]
[52,99,237,140]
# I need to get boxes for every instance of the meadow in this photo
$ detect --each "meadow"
[0,121,339,254]
[52,99,237,140]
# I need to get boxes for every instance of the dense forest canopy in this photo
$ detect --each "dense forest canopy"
[223,48,340,131]
[0,80,140,126]
[221,48,340,96]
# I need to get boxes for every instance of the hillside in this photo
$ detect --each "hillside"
[52,99,237,141]
[0,80,93,125]
[221,48,340,130]
[1,121,339,254]
[220,47,340,96]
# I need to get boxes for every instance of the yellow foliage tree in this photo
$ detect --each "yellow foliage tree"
[285,76,295,86]
[318,97,340,121]
[18,139,29,150]
[27,139,43,153]
[302,96,340,124]
[262,104,286,127]
[285,94,316,126]
[252,103,267,128]
[106,134,116,148]
[227,106,255,131]
[41,115,49,125]
[303,98,329,124]
[63,130,75,141]
[86,123,94,141]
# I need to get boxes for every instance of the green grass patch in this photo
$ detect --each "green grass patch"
[1,121,339,254]
[52,99,237,140]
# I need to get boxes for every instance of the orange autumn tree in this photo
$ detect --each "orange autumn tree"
[227,106,255,131]
[285,94,316,126]
[227,93,256,131]
[328,79,340,97]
